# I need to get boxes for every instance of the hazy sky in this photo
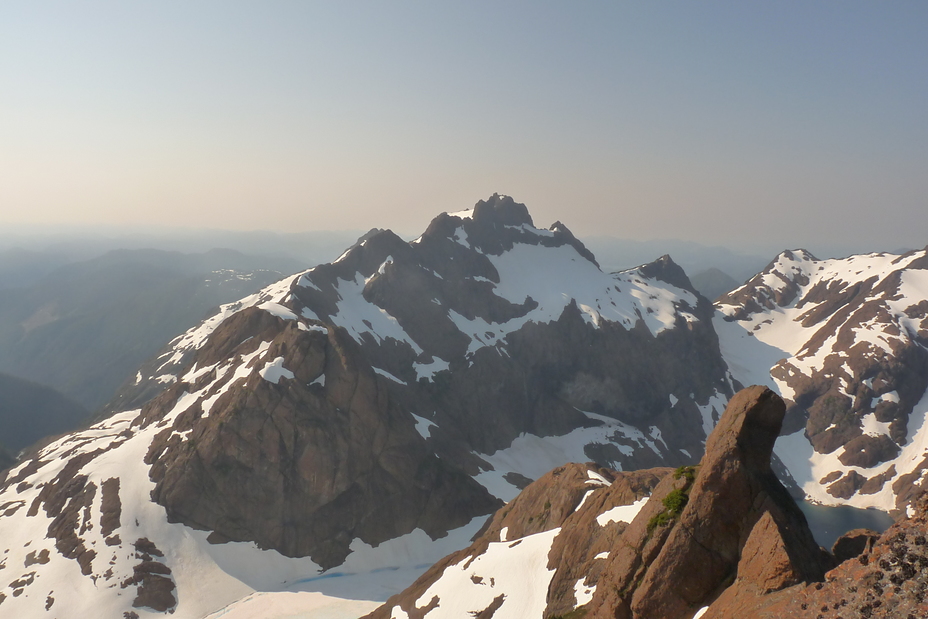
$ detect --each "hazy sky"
[1,2,926,252]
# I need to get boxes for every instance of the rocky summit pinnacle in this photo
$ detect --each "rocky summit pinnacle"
[613,386,829,619]
[472,193,534,227]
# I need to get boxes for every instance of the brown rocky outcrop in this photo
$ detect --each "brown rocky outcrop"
[543,466,670,617]
[121,538,176,612]
[591,386,830,619]
[364,386,833,619]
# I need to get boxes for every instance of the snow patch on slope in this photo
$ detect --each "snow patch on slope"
[474,411,662,501]
[259,356,294,384]
[387,528,561,619]
[596,495,649,527]
[411,414,437,439]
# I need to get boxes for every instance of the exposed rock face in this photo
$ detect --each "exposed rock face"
[123,538,176,613]
[716,248,928,515]
[365,386,833,619]
[593,386,830,619]
[720,492,928,618]
[145,310,499,568]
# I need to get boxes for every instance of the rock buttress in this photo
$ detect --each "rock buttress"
[585,386,832,618]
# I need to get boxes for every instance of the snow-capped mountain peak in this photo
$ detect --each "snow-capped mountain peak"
[715,246,928,514]
[1,196,735,618]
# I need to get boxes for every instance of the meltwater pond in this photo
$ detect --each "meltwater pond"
[798,501,895,550]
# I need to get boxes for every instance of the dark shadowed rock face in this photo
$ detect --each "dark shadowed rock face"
[364,386,834,619]
[831,528,880,563]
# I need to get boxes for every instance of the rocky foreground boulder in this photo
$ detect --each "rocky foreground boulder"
[729,492,928,618]
[366,386,839,619]
[597,385,831,619]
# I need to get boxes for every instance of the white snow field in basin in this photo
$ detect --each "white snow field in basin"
[204,591,378,619]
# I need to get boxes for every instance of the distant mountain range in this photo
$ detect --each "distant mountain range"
[690,267,740,301]
[1,195,926,618]
[0,248,306,412]
[0,229,362,288]
[582,236,769,284]
[0,372,87,453]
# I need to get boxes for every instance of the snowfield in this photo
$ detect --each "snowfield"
[715,248,928,512]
